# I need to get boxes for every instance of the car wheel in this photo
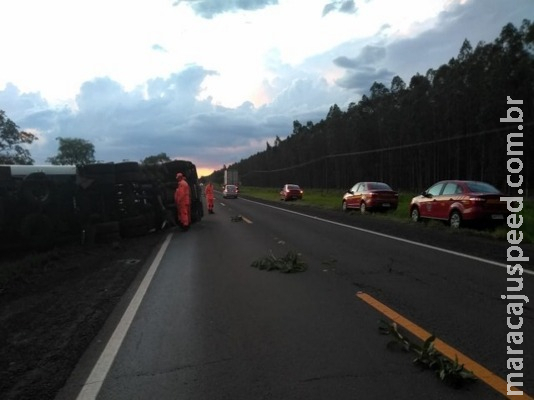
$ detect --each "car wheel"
[449,210,462,229]
[410,207,420,222]
[342,201,348,212]
[360,202,367,214]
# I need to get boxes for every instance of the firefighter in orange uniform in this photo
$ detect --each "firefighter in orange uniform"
[174,173,191,230]
[205,181,215,214]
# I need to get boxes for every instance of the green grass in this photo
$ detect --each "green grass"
[239,186,534,243]
[239,186,346,210]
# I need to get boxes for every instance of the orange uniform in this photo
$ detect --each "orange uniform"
[205,182,214,213]
[174,173,191,229]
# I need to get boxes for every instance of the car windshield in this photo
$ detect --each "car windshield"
[226,185,236,191]
[465,181,500,194]
[368,182,392,190]
[287,185,300,190]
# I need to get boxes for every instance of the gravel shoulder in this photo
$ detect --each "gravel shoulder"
[0,231,167,400]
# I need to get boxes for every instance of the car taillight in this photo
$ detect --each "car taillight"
[469,197,486,205]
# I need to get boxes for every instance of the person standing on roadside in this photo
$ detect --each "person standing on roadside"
[174,173,191,231]
[205,181,215,214]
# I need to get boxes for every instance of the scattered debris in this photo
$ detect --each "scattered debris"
[117,259,141,265]
[378,320,478,388]
[231,215,243,222]
[251,250,307,273]
[321,256,337,267]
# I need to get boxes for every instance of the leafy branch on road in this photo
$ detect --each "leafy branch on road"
[251,250,307,273]
[379,320,478,388]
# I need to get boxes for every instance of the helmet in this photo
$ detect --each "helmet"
[176,173,183,180]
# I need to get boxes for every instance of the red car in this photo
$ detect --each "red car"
[342,182,398,213]
[280,184,303,201]
[409,180,508,228]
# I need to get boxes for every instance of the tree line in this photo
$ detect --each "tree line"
[213,20,534,194]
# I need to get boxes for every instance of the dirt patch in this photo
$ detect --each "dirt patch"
[0,231,167,400]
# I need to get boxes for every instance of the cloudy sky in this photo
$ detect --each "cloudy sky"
[0,0,531,177]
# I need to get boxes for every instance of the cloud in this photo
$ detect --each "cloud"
[333,45,386,69]
[329,0,532,94]
[335,68,394,91]
[151,44,167,52]
[173,0,279,19]
[384,0,533,83]
[1,0,532,174]
[332,44,392,91]
[322,0,357,17]
[0,83,49,122]
[1,65,334,170]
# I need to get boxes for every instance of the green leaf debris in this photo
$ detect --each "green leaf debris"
[379,320,478,388]
[251,250,307,273]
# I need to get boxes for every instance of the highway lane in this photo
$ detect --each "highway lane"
[58,193,533,399]
[227,195,534,396]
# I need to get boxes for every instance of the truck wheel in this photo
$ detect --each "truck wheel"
[21,172,54,206]
[94,221,121,243]
[191,202,203,223]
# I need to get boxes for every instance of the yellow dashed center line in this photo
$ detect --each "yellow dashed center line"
[356,291,532,400]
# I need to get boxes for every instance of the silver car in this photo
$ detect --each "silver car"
[223,184,238,199]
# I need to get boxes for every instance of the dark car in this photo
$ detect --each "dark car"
[223,184,238,199]
[409,180,508,228]
[342,182,398,213]
[280,184,303,201]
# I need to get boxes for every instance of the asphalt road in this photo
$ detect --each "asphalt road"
[57,193,534,400]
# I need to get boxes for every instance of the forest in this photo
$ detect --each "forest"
[211,20,534,195]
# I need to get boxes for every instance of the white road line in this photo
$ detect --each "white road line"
[240,198,534,276]
[75,233,173,400]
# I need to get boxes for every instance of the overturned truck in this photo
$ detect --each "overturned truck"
[0,160,203,250]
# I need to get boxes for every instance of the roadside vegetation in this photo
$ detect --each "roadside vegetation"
[239,186,534,243]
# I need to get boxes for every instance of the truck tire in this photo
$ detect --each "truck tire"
[94,221,121,243]
[191,202,203,223]
[21,172,54,206]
